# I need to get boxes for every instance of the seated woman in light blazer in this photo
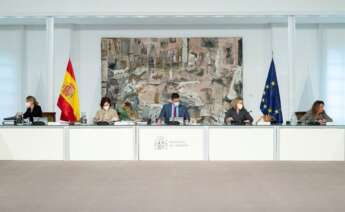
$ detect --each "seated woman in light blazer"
[300,100,333,125]
[94,97,119,124]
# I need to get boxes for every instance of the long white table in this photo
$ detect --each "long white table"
[209,126,276,160]
[279,127,345,161]
[0,127,64,160]
[68,126,136,160]
[0,125,344,161]
[138,126,206,160]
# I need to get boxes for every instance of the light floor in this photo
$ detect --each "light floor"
[1,161,345,212]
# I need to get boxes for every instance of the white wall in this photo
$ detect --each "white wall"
[0,1,344,123]
[24,25,48,111]
[52,24,278,121]
[295,25,322,111]
[50,23,316,122]
[0,26,24,119]
[1,23,345,123]
[320,25,345,123]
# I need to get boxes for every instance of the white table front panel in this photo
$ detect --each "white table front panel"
[69,127,135,160]
[0,128,64,160]
[279,128,345,161]
[138,127,205,160]
[209,127,275,160]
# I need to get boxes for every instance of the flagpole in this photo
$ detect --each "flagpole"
[270,23,274,59]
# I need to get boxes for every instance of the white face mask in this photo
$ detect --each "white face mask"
[237,104,243,110]
[174,102,180,107]
[103,106,110,111]
[25,102,32,108]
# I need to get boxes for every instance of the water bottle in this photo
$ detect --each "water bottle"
[80,112,87,124]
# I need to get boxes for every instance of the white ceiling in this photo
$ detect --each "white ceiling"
[0,15,345,26]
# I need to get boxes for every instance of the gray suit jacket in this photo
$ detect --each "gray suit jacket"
[300,110,333,123]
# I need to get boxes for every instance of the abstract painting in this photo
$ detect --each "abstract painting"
[101,37,243,124]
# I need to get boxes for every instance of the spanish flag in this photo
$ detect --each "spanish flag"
[57,59,80,122]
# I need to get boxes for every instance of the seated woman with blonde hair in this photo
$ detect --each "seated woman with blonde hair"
[23,96,43,122]
[94,97,119,124]
[300,100,333,125]
[224,97,253,125]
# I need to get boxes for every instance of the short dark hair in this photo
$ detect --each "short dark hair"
[100,97,112,107]
[171,93,180,100]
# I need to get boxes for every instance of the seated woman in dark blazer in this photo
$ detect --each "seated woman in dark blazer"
[300,100,333,125]
[23,96,42,122]
[224,97,253,125]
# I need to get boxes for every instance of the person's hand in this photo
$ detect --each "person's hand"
[244,120,251,125]
[263,115,272,122]
[225,117,233,125]
[318,119,326,124]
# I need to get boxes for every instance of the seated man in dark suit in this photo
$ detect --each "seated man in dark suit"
[158,93,190,125]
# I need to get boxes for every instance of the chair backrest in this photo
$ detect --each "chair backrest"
[295,111,307,121]
[42,112,56,122]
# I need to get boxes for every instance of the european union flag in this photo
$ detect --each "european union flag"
[260,59,283,124]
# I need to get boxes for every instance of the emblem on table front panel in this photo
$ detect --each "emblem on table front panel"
[154,136,169,150]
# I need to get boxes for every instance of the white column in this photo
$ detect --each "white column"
[46,17,55,112]
[288,15,296,119]
[317,24,325,100]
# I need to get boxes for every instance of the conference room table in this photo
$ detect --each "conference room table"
[0,124,344,161]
